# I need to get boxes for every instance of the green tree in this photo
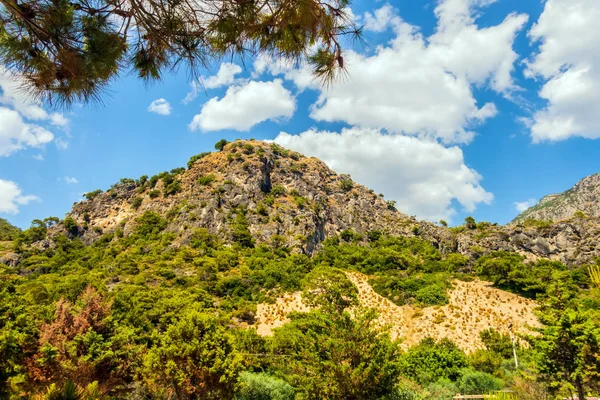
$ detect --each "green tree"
[533,308,600,400]
[464,216,477,230]
[0,0,358,105]
[143,311,242,399]
[458,370,503,394]
[301,267,358,315]
[235,372,295,400]
[400,338,468,385]
[215,139,230,152]
[269,309,401,399]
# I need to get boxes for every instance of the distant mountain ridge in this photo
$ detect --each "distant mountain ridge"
[513,173,600,223]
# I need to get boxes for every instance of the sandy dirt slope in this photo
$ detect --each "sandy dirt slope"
[255,272,539,353]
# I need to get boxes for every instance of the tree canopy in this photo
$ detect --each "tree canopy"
[0,0,359,106]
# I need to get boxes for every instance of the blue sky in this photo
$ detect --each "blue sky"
[1,0,600,228]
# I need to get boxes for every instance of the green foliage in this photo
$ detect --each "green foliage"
[270,309,401,399]
[198,174,217,186]
[163,180,182,197]
[521,218,553,229]
[188,152,211,169]
[231,212,254,248]
[533,306,600,399]
[400,338,469,384]
[131,197,143,210]
[573,210,588,219]
[301,267,358,314]
[439,220,448,227]
[476,252,574,296]
[339,178,354,192]
[134,211,167,237]
[235,372,295,400]
[143,310,241,399]
[270,185,286,197]
[215,139,229,152]
[465,216,477,229]
[83,190,102,200]
[63,217,79,235]
[0,218,20,241]
[457,369,503,394]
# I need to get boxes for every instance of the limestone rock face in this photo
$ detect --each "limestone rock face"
[58,140,448,254]
[513,173,600,223]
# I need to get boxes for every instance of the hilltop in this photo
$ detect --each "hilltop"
[513,173,600,223]
[58,140,451,254]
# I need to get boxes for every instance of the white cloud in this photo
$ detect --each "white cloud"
[64,176,79,184]
[0,68,69,123]
[526,0,600,142]
[514,198,537,213]
[33,154,44,161]
[183,63,244,104]
[147,98,172,116]
[204,63,243,89]
[0,179,40,214]
[54,137,69,150]
[363,4,402,32]
[298,1,527,144]
[0,107,54,157]
[0,68,69,155]
[274,128,493,222]
[189,79,296,132]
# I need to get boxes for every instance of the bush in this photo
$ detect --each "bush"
[63,217,79,235]
[198,174,216,186]
[84,190,102,200]
[148,190,161,199]
[458,370,503,394]
[215,139,229,151]
[131,197,143,210]
[187,152,211,169]
[235,372,295,400]
[163,180,182,197]
[401,338,468,384]
[339,178,353,192]
[270,185,286,197]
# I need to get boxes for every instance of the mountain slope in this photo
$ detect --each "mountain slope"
[61,140,451,254]
[513,173,600,223]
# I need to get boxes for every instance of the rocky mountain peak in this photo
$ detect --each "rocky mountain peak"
[513,173,600,223]
[60,140,449,254]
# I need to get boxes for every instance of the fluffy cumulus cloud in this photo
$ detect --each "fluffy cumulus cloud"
[274,128,493,222]
[526,0,600,142]
[147,98,172,116]
[0,179,39,214]
[0,108,54,157]
[189,79,296,132]
[514,198,537,213]
[264,1,527,144]
[0,68,68,156]
[183,63,244,104]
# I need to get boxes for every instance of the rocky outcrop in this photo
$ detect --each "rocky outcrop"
[513,173,600,223]
[455,217,600,265]
[59,140,448,254]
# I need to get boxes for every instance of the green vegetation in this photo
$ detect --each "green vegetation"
[0,218,20,241]
[215,139,229,152]
[198,174,217,186]
[188,152,211,169]
[2,197,600,398]
[83,190,102,200]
